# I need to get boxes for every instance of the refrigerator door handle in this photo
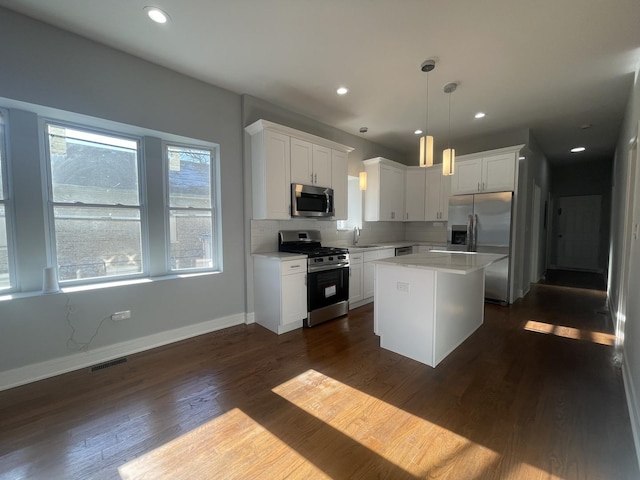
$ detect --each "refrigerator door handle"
[473,214,479,251]
[466,214,473,251]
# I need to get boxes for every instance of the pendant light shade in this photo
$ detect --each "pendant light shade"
[419,59,436,167]
[442,82,458,176]
[419,135,434,167]
[442,148,455,176]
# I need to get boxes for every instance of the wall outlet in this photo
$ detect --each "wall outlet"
[111,310,131,321]
[396,282,410,293]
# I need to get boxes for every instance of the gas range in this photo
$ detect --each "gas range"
[278,231,349,272]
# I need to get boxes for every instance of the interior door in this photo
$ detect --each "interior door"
[554,195,601,271]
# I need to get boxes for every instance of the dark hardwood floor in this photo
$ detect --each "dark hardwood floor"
[0,282,637,479]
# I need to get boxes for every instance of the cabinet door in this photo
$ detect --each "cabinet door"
[482,153,515,192]
[349,262,364,304]
[363,260,376,299]
[331,150,348,220]
[440,174,451,220]
[263,130,291,220]
[451,158,482,195]
[312,144,332,187]
[290,137,313,185]
[380,165,405,221]
[424,167,442,221]
[281,272,307,326]
[404,168,425,221]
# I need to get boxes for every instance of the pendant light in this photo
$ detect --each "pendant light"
[419,59,436,167]
[442,82,458,176]
[358,127,368,190]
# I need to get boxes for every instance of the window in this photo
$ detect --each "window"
[0,110,14,290]
[337,176,363,231]
[166,144,217,271]
[45,123,145,282]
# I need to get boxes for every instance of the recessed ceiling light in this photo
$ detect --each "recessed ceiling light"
[414,129,423,135]
[474,112,486,119]
[144,6,170,24]
[571,146,586,153]
[518,155,526,160]
[336,87,348,95]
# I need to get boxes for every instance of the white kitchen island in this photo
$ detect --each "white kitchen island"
[373,251,506,367]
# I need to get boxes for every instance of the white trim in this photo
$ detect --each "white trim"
[623,352,640,473]
[0,312,246,392]
[244,119,354,153]
[245,312,256,324]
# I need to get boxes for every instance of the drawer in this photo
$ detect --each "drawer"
[350,253,364,263]
[281,259,306,275]
[378,248,395,259]
[363,251,379,262]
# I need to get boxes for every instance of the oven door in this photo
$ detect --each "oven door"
[307,266,349,313]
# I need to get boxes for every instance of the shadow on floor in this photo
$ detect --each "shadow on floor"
[538,268,606,291]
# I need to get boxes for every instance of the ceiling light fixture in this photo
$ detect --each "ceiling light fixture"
[359,127,368,190]
[475,112,486,119]
[419,59,436,168]
[442,82,458,176]
[571,146,586,153]
[144,6,170,24]
[337,86,348,95]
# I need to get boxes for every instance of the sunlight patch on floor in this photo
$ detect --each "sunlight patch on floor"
[525,320,615,346]
[272,369,499,477]
[118,408,330,480]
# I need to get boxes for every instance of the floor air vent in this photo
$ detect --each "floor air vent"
[90,357,128,372]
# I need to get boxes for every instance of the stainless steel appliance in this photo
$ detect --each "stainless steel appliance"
[291,184,334,218]
[278,230,349,326]
[447,192,513,304]
[394,246,413,256]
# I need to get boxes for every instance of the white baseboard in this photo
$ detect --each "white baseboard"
[0,312,247,392]
[622,353,640,473]
[246,312,256,324]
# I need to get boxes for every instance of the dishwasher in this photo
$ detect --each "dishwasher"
[394,246,413,256]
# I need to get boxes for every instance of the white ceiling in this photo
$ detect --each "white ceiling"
[1,0,639,164]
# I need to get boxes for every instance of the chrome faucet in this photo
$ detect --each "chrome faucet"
[353,226,361,245]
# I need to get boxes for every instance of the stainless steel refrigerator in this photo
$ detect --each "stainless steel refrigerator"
[447,192,513,304]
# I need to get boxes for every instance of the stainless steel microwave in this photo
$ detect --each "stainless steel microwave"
[291,184,334,218]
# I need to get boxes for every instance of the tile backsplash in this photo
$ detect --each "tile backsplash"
[251,219,447,252]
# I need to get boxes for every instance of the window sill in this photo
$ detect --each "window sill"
[0,271,220,302]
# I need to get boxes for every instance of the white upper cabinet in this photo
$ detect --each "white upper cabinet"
[424,166,450,221]
[249,128,291,220]
[246,120,353,220]
[450,146,523,195]
[331,149,348,220]
[290,137,331,187]
[364,157,405,222]
[404,167,426,221]
[311,144,332,187]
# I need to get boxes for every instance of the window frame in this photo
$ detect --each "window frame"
[0,108,17,291]
[42,119,149,286]
[163,141,220,274]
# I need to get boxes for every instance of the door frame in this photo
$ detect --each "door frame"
[530,182,542,282]
[616,129,639,344]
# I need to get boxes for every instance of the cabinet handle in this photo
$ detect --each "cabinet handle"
[314,173,317,184]
[482,182,485,191]
[349,268,352,277]
[477,182,480,192]
[406,212,409,220]
[310,173,314,183]
[290,265,300,269]
[304,274,307,286]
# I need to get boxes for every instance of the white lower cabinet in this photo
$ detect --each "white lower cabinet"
[348,253,364,306]
[254,255,307,334]
[363,248,395,302]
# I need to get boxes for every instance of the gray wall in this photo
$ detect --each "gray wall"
[610,60,640,459]
[0,9,245,375]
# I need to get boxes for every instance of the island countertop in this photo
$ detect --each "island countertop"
[373,251,507,275]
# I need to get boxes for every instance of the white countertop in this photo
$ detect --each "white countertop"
[343,242,446,253]
[373,251,507,274]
